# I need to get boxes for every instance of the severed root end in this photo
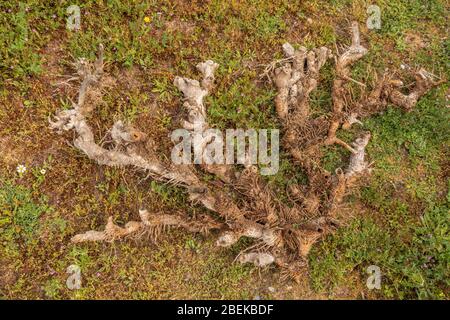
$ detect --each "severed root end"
[110,120,147,146]
[346,132,371,178]
[197,60,219,91]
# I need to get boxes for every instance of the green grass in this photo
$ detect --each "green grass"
[377,0,447,37]
[208,74,276,129]
[309,202,449,299]
[0,2,44,80]
[0,180,51,244]
[309,86,449,299]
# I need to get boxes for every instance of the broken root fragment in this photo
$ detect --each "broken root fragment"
[71,209,223,243]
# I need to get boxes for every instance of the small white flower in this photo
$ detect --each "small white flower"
[40,169,46,175]
[16,164,27,174]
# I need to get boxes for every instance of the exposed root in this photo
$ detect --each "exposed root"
[325,22,367,149]
[347,69,444,126]
[388,68,445,112]
[272,42,332,120]
[346,132,371,178]
[53,47,278,249]
[264,21,441,277]
[52,21,442,281]
[50,45,199,187]
[71,209,223,243]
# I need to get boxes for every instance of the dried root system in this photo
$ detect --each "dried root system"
[51,22,443,281]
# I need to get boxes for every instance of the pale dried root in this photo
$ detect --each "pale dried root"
[71,216,141,243]
[346,132,371,178]
[388,68,445,111]
[173,63,281,248]
[216,227,280,248]
[272,42,332,120]
[50,44,200,186]
[71,209,223,243]
[54,48,276,250]
[173,60,218,131]
[325,22,368,149]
